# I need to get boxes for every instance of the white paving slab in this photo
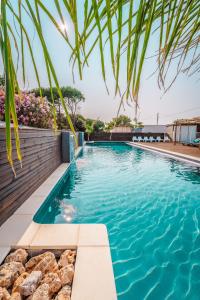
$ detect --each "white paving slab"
[78,224,109,247]
[14,196,45,215]
[0,214,33,246]
[71,246,117,300]
[29,224,80,249]
[16,221,41,248]
[0,247,10,264]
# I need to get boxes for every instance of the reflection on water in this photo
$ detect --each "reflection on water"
[60,202,76,223]
[76,158,88,170]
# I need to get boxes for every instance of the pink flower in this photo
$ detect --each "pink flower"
[0,88,53,128]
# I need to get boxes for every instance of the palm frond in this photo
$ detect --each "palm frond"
[1,0,199,170]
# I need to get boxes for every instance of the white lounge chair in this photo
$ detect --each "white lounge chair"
[156,136,163,142]
[132,136,138,142]
[143,136,149,142]
[149,136,155,142]
[164,136,170,142]
[138,136,143,142]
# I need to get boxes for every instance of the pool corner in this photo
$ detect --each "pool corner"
[1,222,117,300]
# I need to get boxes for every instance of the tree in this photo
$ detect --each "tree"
[1,1,199,167]
[63,87,85,123]
[133,121,144,129]
[105,122,114,133]
[32,86,85,121]
[106,115,133,131]
[74,114,86,132]
[113,115,133,127]
[93,120,105,132]
[85,119,94,141]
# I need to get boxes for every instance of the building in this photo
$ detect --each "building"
[134,125,166,134]
[110,124,167,134]
[166,117,200,143]
[110,126,133,133]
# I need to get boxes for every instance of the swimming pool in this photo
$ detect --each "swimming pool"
[34,142,200,299]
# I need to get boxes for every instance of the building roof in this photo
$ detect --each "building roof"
[167,117,200,126]
[143,124,166,126]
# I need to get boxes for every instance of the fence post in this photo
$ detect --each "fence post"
[61,130,75,163]
[78,131,84,146]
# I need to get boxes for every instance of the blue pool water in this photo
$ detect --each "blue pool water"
[34,142,200,299]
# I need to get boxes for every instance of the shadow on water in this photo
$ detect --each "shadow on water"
[132,149,145,164]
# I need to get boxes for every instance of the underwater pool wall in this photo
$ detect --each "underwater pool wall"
[0,126,84,226]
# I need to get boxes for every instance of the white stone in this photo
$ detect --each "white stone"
[19,271,42,296]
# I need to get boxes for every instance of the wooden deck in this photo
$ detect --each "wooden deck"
[138,142,200,158]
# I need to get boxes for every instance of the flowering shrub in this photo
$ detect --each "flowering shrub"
[0,88,54,128]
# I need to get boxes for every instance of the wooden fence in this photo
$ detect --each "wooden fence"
[0,127,62,225]
[86,132,165,141]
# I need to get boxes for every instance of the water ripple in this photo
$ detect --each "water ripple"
[35,143,200,300]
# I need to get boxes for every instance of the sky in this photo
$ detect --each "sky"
[6,1,200,125]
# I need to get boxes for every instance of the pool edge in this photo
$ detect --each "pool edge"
[0,222,117,300]
[127,142,200,167]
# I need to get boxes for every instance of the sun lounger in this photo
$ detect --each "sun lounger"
[156,136,163,142]
[163,136,170,142]
[138,136,143,142]
[143,136,149,142]
[149,136,155,142]
[193,138,200,144]
[132,136,138,142]
[183,138,200,147]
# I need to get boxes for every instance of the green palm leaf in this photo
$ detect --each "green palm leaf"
[1,0,199,170]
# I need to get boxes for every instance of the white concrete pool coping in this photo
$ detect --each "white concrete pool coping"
[0,146,117,300]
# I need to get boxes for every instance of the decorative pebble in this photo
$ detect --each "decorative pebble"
[31,283,50,300]
[0,287,11,300]
[0,250,76,300]
[58,265,74,286]
[58,250,76,267]
[55,285,71,300]
[0,262,25,288]
[10,292,22,300]
[12,272,29,293]
[19,271,42,296]
[33,252,58,275]
[41,272,61,295]
[25,252,51,273]
[5,249,28,265]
